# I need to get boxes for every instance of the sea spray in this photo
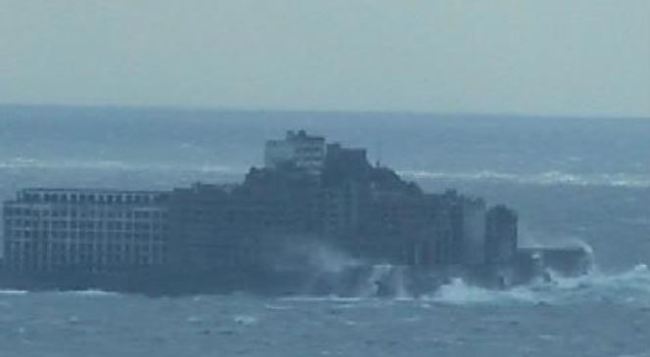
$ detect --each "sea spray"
[269,238,360,274]
[430,278,541,305]
[428,264,650,306]
[306,243,361,274]
[357,264,411,298]
[392,266,410,300]
[358,264,392,297]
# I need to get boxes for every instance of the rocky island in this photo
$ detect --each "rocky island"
[1,130,591,296]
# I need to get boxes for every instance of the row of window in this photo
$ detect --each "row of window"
[6,220,166,230]
[6,254,166,271]
[5,207,167,219]
[8,243,165,252]
[14,221,164,231]
[6,230,165,241]
[20,192,165,204]
[6,244,167,268]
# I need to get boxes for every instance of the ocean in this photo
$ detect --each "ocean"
[1,106,649,356]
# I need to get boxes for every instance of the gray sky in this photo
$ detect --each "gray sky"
[1,1,648,117]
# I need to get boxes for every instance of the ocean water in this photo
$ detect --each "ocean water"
[1,268,650,357]
[1,106,649,356]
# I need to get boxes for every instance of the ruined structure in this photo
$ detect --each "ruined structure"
[3,189,170,273]
[1,130,590,295]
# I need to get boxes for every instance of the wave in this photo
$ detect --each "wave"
[428,278,541,305]
[400,170,650,188]
[0,288,124,297]
[277,263,650,307]
[427,264,650,306]
[0,157,243,174]
[280,295,366,303]
[3,158,648,188]
[54,289,122,297]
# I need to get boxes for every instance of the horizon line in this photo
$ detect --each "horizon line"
[1,102,648,121]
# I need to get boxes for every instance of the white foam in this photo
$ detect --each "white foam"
[264,304,293,311]
[233,315,258,326]
[186,316,204,324]
[58,289,120,297]
[5,158,648,188]
[0,158,242,174]
[280,295,364,303]
[399,170,650,188]
[307,243,360,274]
[427,278,541,305]
[633,263,648,272]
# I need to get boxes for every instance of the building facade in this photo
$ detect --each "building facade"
[3,189,169,273]
[264,130,326,174]
[1,130,521,279]
[485,205,518,264]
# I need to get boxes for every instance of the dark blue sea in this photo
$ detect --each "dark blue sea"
[1,106,649,356]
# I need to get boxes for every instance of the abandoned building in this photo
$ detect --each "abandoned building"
[2,130,519,280]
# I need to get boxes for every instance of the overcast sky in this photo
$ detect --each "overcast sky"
[1,1,648,117]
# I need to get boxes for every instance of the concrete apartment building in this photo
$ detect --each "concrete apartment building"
[485,205,518,264]
[1,130,521,282]
[3,189,170,273]
[264,130,326,174]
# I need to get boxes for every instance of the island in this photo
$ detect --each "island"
[0,130,592,296]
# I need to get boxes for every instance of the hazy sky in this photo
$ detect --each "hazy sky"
[1,1,648,117]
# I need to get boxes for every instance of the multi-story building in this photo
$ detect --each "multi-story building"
[168,170,321,271]
[459,197,487,265]
[264,130,326,174]
[0,131,523,285]
[485,205,518,264]
[167,183,259,271]
[3,188,169,273]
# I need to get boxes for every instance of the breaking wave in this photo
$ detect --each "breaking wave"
[429,278,540,305]
[280,263,650,307]
[400,170,650,188]
[1,266,648,307]
[427,264,650,306]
